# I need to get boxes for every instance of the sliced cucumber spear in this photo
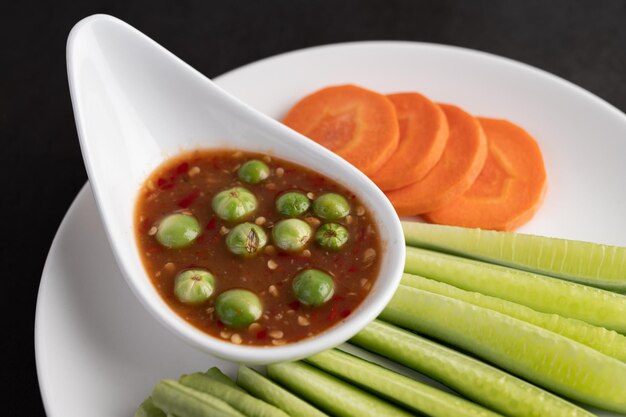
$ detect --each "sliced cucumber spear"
[267,361,415,417]
[402,221,626,291]
[306,349,503,417]
[380,285,626,413]
[180,372,289,417]
[401,273,626,362]
[135,397,166,417]
[405,246,626,333]
[237,365,330,417]
[351,321,594,417]
[204,367,245,392]
[151,379,245,417]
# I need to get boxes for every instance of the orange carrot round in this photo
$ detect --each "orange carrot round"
[424,118,547,231]
[385,104,487,215]
[282,84,399,175]
[370,93,449,191]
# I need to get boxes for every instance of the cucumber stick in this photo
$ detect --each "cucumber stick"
[135,397,166,417]
[401,273,626,362]
[306,349,503,417]
[380,285,626,413]
[151,379,245,417]
[402,221,626,291]
[267,361,415,417]
[351,321,594,417]
[180,372,289,417]
[405,246,626,333]
[205,367,245,392]
[237,365,330,417]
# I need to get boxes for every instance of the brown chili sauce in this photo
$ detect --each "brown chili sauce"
[135,149,381,346]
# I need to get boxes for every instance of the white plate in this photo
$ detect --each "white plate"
[36,41,626,417]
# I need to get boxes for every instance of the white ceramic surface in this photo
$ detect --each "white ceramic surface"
[38,29,626,417]
[66,15,404,364]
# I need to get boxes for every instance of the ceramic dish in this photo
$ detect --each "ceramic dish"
[67,15,404,363]
[36,41,626,416]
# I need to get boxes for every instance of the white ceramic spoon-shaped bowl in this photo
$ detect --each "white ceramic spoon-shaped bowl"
[67,14,404,364]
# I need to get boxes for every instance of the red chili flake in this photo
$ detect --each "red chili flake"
[328,306,338,321]
[205,217,217,230]
[341,309,352,318]
[156,177,175,190]
[196,235,205,244]
[348,265,359,273]
[334,295,345,303]
[175,162,189,175]
[257,329,268,340]
[216,320,225,328]
[178,190,199,208]
[288,300,301,310]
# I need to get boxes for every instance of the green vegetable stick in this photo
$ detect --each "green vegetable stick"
[402,221,626,291]
[180,372,289,417]
[380,285,626,413]
[267,361,415,417]
[151,379,245,417]
[237,365,330,417]
[205,367,245,392]
[351,321,594,417]
[135,397,166,417]
[401,273,626,362]
[404,246,626,333]
[306,349,503,417]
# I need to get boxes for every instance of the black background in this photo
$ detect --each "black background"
[2,0,625,415]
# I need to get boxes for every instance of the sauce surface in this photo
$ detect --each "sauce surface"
[135,149,381,346]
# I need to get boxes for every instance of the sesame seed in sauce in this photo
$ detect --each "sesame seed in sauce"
[187,166,201,177]
[269,330,284,339]
[268,285,279,297]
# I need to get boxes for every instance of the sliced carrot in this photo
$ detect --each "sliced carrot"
[283,84,399,175]
[385,104,487,215]
[370,93,449,191]
[424,118,547,231]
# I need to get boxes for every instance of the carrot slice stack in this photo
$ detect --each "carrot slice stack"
[424,118,547,230]
[385,104,488,215]
[283,84,399,175]
[370,93,449,191]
